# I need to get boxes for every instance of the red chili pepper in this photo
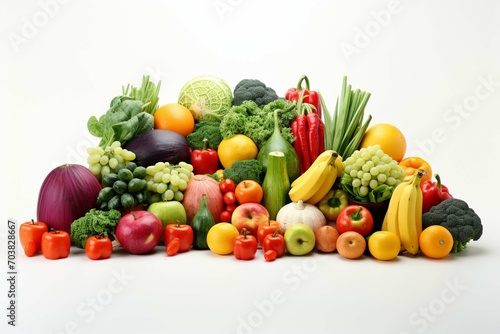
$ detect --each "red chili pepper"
[262,229,285,258]
[290,118,306,174]
[233,228,258,260]
[191,138,219,175]
[285,75,322,119]
[421,174,453,213]
[306,112,323,163]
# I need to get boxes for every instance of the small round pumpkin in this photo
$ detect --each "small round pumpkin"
[276,200,326,232]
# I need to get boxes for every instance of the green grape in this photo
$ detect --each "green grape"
[111,141,121,149]
[122,150,136,161]
[87,147,98,156]
[178,161,193,172]
[173,191,183,202]
[99,155,109,166]
[153,171,164,183]
[156,183,167,194]
[109,157,118,169]
[161,173,171,184]
[146,166,156,176]
[369,179,379,189]
[113,147,123,156]
[370,166,379,176]
[163,189,174,201]
[89,164,101,176]
[170,174,180,187]
[87,154,101,165]
[178,173,190,183]
[155,162,166,171]
[178,179,188,191]
[100,165,111,177]
[352,178,361,188]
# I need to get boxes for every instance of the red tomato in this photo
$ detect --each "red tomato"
[164,223,193,253]
[257,220,282,246]
[223,191,237,205]
[336,205,374,237]
[233,228,258,260]
[235,180,263,204]
[262,230,286,258]
[219,178,236,193]
[219,210,232,223]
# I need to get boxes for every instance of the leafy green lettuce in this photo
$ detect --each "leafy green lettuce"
[87,96,154,148]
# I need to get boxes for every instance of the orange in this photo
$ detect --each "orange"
[419,225,454,259]
[359,123,407,162]
[206,223,240,255]
[154,103,195,137]
[368,231,401,261]
[217,134,258,168]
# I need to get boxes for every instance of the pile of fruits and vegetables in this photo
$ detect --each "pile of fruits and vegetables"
[21,74,484,262]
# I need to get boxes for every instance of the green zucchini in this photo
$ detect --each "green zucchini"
[262,151,291,220]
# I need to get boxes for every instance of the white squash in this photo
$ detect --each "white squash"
[276,200,326,232]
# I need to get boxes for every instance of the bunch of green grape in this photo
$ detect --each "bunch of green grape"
[341,144,406,203]
[87,141,136,180]
[145,161,194,203]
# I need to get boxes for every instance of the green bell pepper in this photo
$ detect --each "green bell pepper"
[318,189,349,221]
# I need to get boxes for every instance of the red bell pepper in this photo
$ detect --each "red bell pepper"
[421,174,452,213]
[85,235,113,260]
[285,75,322,119]
[191,138,219,175]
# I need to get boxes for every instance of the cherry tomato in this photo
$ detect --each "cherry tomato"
[234,180,263,204]
[220,210,232,223]
[166,238,181,256]
[85,235,113,260]
[233,228,258,260]
[264,250,277,262]
[223,191,237,205]
[226,204,238,214]
[219,178,236,193]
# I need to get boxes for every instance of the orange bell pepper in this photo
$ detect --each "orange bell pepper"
[399,157,432,183]
[19,219,48,257]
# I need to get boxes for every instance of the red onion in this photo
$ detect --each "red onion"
[37,164,102,233]
[181,175,224,224]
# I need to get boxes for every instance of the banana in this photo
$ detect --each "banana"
[304,153,340,205]
[397,172,424,256]
[381,180,406,246]
[291,150,339,187]
[288,153,337,203]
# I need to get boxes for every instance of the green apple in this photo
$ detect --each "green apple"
[284,223,316,256]
[147,201,187,240]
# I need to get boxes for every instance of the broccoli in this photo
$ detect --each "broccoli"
[70,209,122,249]
[222,159,264,185]
[186,121,223,150]
[233,79,280,107]
[422,198,483,253]
[219,99,297,149]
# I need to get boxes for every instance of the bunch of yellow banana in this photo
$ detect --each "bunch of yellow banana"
[381,170,425,255]
[289,150,343,204]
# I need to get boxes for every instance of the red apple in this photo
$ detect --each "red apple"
[231,203,270,238]
[314,225,340,253]
[336,231,366,259]
[116,210,163,255]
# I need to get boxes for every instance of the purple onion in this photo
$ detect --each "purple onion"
[37,164,102,233]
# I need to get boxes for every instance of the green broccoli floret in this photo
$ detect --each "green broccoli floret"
[219,99,297,149]
[222,159,264,185]
[186,121,223,150]
[70,209,122,249]
[233,79,280,106]
[422,198,483,253]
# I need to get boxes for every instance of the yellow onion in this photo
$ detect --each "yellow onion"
[37,164,102,233]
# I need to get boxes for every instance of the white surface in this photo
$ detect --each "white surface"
[2,1,500,333]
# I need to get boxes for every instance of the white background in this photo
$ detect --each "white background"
[2,1,500,333]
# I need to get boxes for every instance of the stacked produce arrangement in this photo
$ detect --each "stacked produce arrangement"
[21,74,483,262]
